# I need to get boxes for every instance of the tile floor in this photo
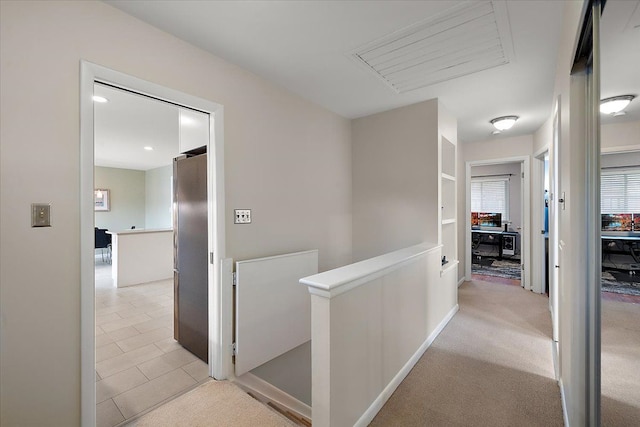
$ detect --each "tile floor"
[95,261,209,427]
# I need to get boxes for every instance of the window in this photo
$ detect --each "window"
[471,178,509,221]
[601,168,640,214]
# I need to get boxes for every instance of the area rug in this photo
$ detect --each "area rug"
[471,258,521,280]
[602,270,640,296]
[128,380,294,427]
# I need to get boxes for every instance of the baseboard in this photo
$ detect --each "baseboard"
[559,378,570,427]
[458,276,466,287]
[552,340,559,381]
[233,371,312,422]
[354,303,460,427]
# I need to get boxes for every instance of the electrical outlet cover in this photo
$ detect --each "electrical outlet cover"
[234,209,251,224]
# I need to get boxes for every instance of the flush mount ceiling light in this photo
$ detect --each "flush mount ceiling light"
[490,115,519,132]
[600,95,635,115]
[92,95,108,103]
[143,146,154,151]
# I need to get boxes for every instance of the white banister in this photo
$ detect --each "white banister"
[300,243,459,427]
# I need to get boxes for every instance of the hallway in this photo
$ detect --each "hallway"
[371,279,563,426]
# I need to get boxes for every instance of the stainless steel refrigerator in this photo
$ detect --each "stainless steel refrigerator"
[173,153,208,362]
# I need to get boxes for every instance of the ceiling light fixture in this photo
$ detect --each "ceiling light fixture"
[600,95,635,115]
[490,115,519,131]
[92,95,109,103]
[143,146,154,151]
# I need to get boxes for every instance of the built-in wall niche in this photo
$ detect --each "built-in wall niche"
[441,137,455,178]
[441,222,456,266]
[439,136,457,270]
[442,178,456,221]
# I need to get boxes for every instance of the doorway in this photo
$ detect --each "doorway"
[465,156,531,291]
[93,83,211,425]
[80,62,228,426]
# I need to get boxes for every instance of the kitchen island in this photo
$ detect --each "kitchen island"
[107,228,173,287]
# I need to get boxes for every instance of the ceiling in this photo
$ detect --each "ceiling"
[94,84,180,170]
[96,0,640,170]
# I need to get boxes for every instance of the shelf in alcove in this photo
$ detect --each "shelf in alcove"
[442,173,456,182]
[442,218,456,225]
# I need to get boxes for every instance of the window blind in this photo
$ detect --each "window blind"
[471,178,509,220]
[601,168,640,213]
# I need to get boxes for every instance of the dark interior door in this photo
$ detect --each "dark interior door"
[174,153,208,362]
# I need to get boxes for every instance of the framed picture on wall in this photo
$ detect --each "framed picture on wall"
[94,189,110,211]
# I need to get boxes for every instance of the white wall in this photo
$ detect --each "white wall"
[602,120,640,152]
[145,164,173,229]
[95,166,146,231]
[250,341,311,406]
[352,99,439,261]
[0,1,351,425]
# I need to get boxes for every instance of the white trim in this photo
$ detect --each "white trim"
[458,276,466,287]
[601,143,640,154]
[534,144,550,159]
[552,338,560,381]
[80,61,228,426]
[465,156,531,290]
[220,258,235,378]
[440,260,459,276]
[79,63,96,427]
[354,304,459,427]
[233,372,312,421]
[531,151,547,295]
[301,243,441,298]
[559,378,570,427]
[550,96,561,343]
[522,158,531,290]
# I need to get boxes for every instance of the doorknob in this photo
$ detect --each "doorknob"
[555,265,560,268]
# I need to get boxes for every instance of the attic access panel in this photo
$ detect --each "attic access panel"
[351,1,514,93]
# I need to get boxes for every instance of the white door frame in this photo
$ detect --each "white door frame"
[465,156,532,291]
[80,61,231,426]
[550,98,561,343]
[531,147,548,299]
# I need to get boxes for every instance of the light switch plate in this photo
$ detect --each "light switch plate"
[234,209,251,224]
[32,203,51,227]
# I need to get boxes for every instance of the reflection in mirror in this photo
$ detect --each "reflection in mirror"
[599,0,640,424]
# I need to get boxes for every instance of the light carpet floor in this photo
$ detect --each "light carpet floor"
[370,279,563,426]
[601,298,640,426]
[126,380,294,427]
[125,279,639,426]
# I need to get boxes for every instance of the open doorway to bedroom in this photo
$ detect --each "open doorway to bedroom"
[465,156,531,291]
[469,162,523,285]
